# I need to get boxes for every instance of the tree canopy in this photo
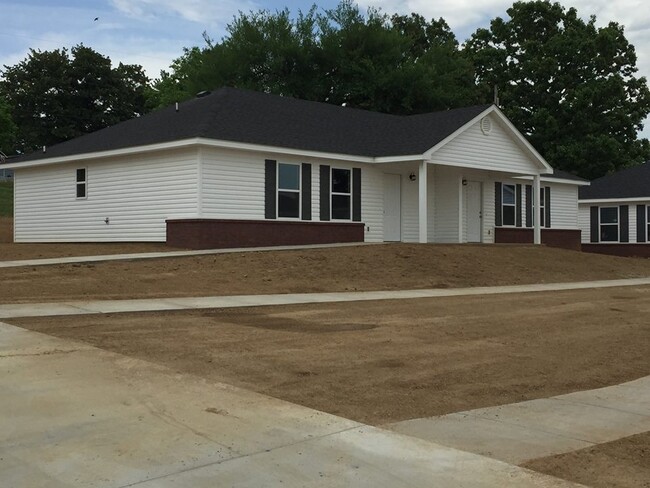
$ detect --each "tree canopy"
[1,45,149,154]
[465,0,650,179]
[148,1,479,115]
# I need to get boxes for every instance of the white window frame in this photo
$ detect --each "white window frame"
[277,162,301,219]
[76,167,87,200]
[331,167,352,221]
[501,183,516,227]
[599,206,619,243]
[646,205,650,242]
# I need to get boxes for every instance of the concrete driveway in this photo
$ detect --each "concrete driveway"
[0,321,581,488]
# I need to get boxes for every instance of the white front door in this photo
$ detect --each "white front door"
[466,181,482,243]
[383,174,401,242]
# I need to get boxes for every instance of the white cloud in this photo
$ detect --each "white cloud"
[109,0,259,26]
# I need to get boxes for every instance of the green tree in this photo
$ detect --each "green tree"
[0,94,17,155]
[465,1,650,179]
[1,45,149,153]
[149,1,479,114]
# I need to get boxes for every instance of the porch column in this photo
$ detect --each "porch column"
[419,160,428,243]
[533,174,542,244]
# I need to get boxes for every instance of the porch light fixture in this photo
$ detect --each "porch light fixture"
[409,172,416,181]
[462,179,468,186]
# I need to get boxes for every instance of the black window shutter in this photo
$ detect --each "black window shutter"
[590,206,599,243]
[620,205,629,243]
[320,165,330,221]
[495,182,502,227]
[301,163,311,221]
[545,187,551,228]
[516,184,522,227]
[264,159,277,219]
[352,167,362,222]
[525,185,532,227]
[637,204,647,243]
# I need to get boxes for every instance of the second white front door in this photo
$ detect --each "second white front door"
[466,181,482,243]
[383,174,401,242]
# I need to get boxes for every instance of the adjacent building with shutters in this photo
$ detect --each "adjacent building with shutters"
[4,87,586,249]
[579,161,650,257]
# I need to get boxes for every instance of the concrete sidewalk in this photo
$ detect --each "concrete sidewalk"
[0,322,581,487]
[0,242,375,268]
[387,375,650,464]
[1,277,650,319]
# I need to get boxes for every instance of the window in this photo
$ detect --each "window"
[331,168,351,220]
[277,163,300,218]
[502,184,516,226]
[600,207,619,242]
[76,168,87,199]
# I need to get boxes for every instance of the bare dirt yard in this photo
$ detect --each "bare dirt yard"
[11,287,650,426]
[522,431,650,488]
[2,241,650,304]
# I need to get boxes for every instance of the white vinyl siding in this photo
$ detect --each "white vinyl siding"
[579,201,644,244]
[578,205,592,243]
[429,114,540,175]
[548,184,578,229]
[201,148,265,219]
[14,148,198,242]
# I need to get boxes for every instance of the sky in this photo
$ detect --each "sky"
[1,0,649,137]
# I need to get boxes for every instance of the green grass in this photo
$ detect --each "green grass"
[0,181,13,217]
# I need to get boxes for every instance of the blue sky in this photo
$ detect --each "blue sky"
[1,0,649,137]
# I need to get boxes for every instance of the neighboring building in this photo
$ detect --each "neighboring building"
[0,168,13,181]
[579,161,650,257]
[4,87,585,249]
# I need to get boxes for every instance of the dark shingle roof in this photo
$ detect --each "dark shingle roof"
[579,162,650,199]
[11,87,492,163]
[546,169,588,183]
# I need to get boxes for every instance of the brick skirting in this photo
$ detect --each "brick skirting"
[494,228,582,251]
[166,218,365,249]
[581,244,650,258]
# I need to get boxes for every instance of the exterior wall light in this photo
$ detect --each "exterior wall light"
[409,172,417,181]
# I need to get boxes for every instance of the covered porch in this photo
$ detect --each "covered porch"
[379,160,545,245]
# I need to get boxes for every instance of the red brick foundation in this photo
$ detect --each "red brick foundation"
[166,218,365,249]
[494,228,582,251]
[581,244,650,258]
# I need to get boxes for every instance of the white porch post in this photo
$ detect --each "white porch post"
[458,176,464,243]
[533,174,541,245]
[419,160,428,243]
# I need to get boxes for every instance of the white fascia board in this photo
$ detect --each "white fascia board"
[579,197,650,204]
[373,154,424,163]
[514,175,590,186]
[5,138,376,170]
[423,105,554,175]
[3,139,201,169]
[431,157,538,175]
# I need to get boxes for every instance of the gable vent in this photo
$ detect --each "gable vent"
[480,116,492,135]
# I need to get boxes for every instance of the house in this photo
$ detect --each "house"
[4,87,586,249]
[579,161,650,257]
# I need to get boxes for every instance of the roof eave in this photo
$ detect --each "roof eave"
[4,138,378,169]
